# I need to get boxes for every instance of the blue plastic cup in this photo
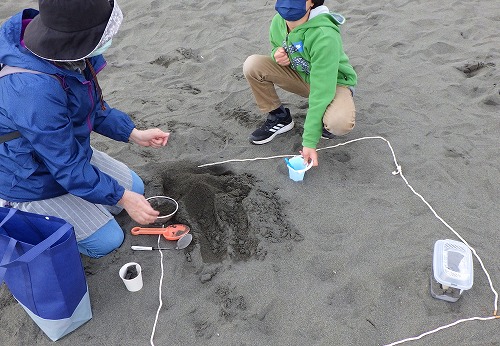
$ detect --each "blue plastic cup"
[286,156,313,182]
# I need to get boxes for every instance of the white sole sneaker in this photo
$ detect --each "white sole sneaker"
[250,121,295,145]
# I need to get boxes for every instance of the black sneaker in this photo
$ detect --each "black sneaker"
[321,127,336,139]
[250,108,294,144]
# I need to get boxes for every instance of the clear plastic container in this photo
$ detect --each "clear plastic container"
[433,239,473,290]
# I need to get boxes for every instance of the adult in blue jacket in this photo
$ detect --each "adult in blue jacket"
[0,0,170,258]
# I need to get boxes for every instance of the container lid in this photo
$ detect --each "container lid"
[433,239,473,290]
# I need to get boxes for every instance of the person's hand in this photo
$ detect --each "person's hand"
[274,47,290,66]
[129,128,169,148]
[118,190,160,225]
[300,146,319,167]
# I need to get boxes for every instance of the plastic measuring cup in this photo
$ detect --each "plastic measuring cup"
[285,156,313,182]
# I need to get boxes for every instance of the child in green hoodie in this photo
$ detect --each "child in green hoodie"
[243,0,357,166]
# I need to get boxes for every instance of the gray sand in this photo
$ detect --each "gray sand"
[1,0,499,345]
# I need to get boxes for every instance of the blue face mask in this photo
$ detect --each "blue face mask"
[275,0,308,21]
[87,39,113,57]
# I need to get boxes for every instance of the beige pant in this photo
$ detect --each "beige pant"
[243,54,356,135]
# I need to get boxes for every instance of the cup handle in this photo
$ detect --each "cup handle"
[303,159,313,171]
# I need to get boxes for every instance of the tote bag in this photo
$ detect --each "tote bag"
[0,207,92,341]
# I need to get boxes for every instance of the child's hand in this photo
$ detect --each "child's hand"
[274,47,290,66]
[300,147,319,167]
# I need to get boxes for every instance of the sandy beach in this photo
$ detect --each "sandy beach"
[1,0,499,345]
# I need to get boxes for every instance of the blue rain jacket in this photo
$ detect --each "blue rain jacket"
[0,9,135,204]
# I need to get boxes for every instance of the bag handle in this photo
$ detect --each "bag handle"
[0,208,17,228]
[0,209,74,283]
[0,238,17,285]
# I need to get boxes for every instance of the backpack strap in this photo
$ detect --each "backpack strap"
[0,65,44,78]
[0,65,60,143]
[0,131,21,143]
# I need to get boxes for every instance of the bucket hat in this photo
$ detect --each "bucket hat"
[24,0,123,62]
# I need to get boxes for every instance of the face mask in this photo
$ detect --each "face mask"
[275,0,308,21]
[87,39,113,57]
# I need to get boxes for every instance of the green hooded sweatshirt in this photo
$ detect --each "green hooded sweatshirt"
[269,9,357,149]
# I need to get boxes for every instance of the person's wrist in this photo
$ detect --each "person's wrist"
[128,128,139,143]
[117,190,128,206]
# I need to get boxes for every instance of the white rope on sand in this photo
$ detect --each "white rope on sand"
[198,153,293,167]
[197,135,499,344]
[150,234,164,346]
[197,136,400,168]
[384,316,500,346]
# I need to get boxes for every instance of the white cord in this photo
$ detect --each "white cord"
[384,316,500,346]
[150,234,164,346]
[198,153,294,168]
[198,135,499,344]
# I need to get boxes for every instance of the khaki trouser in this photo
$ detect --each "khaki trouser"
[243,54,355,136]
